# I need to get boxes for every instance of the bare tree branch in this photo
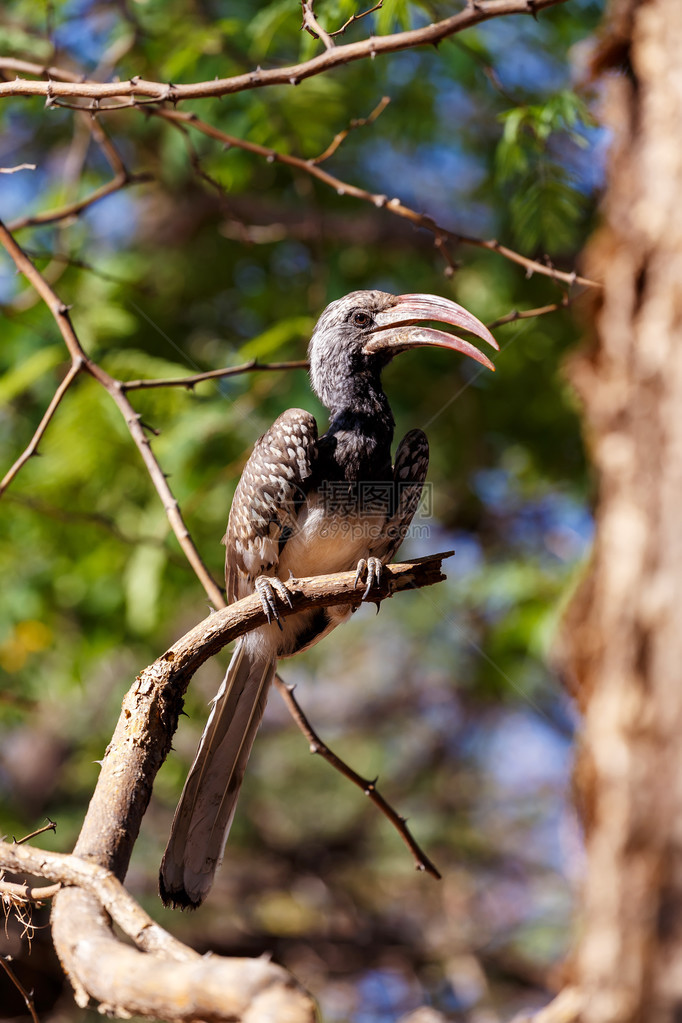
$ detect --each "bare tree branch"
[7,114,151,233]
[0,555,448,1021]
[14,820,58,846]
[0,878,62,902]
[151,106,598,289]
[67,552,450,877]
[274,674,442,878]
[0,219,224,608]
[0,842,194,958]
[0,957,40,1023]
[0,163,36,174]
[310,95,391,164]
[121,358,310,391]
[301,0,335,50]
[327,2,385,40]
[0,359,83,497]
[0,1,569,103]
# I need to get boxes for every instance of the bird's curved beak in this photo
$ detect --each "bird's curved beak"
[363,293,499,371]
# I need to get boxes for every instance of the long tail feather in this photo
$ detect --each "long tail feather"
[159,639,276,908]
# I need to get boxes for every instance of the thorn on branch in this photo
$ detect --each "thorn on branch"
[140,421,161,437]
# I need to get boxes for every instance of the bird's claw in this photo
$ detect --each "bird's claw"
[254,576,293,630]
[354,557,382,601]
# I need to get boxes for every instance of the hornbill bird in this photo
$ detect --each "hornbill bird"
[160,290,497,908]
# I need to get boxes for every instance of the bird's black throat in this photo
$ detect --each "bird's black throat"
[318,373,395,483]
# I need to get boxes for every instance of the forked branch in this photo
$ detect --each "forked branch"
[0,1,569,103]
[0,555,449,1022]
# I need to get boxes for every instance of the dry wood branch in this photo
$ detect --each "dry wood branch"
[310,95,391,164]
[487,298,572,330]
[151,107,597,289]
[0,219,224,608]
[0,360,83,497]
[51,892,315,1023]
[301,0,335,50]
[0,1,569,103]
[7,169,150,232]
[35,555,447,1021]
[7,111,149,232]
[14,820,57,845]
[66,553,449,878]
[0,878,61,902]
[0,842,194,958]
[121,358,310,391]
[0,957,39,1023]
[328,2,384,40]
[0,163,36,174]
[274,674,442,878]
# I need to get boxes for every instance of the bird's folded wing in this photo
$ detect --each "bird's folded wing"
[224,408,318,603]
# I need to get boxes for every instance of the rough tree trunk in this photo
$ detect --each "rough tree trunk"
[563,1,682,1020]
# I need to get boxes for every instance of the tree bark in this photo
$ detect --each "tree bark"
[563,1,682,1020]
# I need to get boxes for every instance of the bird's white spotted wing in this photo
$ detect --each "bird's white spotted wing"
[224,408,318,603]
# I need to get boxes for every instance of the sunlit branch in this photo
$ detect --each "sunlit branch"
[121,358,309,391]
[0,360,83,497]
[310,95,391,164]
[0,879,62,903]
[488,297,572,329]
[274,673,442,879]
[7,169,150,232]
[7,112,149,233]
[0,0,570,103]
[0,219,224,608]
[0,163,36,174]
[152,106,598,289]
[301,0,335,50]
[14,820,58,845]
[328,1,384,39]
[0,958,39,1023]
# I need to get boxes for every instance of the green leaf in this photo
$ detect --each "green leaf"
[0,346,64,404]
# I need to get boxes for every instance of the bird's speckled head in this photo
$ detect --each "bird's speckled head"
[308,289,498,415]
[308,290,400,412]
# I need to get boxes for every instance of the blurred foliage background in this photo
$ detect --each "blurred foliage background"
[0,1,603,1020]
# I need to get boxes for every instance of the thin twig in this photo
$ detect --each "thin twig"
[0,1,570,102]
[0,879,62,902]
[0,220,224,608]
[301,1,335,50]
[328,2,384,39]
[7,170,151,232]
[0,163,36,174]
[310,95,390,164]
[13,820,57,846]
[0,957,40,1023]
[0,360,83,497]
[151,107,598,289]
[274,674,442,879]
[7,113,147,234]
[121,358,309,391]
[487,297,571,329]
[0,841,190,959]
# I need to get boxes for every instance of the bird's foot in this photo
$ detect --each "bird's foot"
[354,557,382,601]
[254,575,293,630]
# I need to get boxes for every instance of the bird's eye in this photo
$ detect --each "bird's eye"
[352,311,372,328]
